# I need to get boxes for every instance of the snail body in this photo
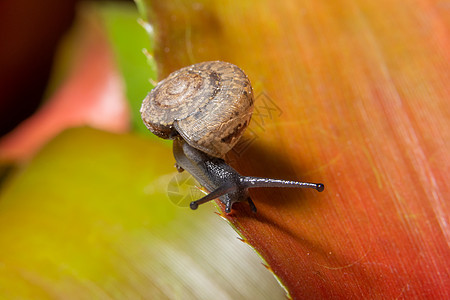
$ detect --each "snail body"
[173,138,323,213]
[141,61,324,213]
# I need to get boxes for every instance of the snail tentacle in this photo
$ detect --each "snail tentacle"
[241,176,324,192]
[190,183,235,210]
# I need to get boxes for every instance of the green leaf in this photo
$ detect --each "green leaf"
[0,128,285,298]
[100,3,157,134]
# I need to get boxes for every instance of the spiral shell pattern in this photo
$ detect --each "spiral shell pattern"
[141,61,254,158]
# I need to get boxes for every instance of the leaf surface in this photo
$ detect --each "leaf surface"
[146,0,450,297]
[0,127,285,299]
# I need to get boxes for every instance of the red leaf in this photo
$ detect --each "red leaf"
[147,0,450,298]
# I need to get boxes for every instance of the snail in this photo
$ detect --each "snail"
[141,61,324,213]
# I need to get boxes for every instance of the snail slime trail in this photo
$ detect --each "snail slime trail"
[141,61,324,213]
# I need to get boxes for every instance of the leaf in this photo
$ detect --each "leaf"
[100,2,158,133]
[144,0,450,298]
[0,4,130,162]
[0,127,285,299]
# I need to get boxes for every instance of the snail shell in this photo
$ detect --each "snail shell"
[140,61,254,158]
